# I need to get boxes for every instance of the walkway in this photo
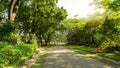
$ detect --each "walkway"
[43,46,115,68]
[18,47,46,68]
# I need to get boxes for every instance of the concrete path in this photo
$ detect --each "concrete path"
[43,46,115,68]
[18,47,47,68]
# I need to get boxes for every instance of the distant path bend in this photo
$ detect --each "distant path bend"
[43,46,114,68]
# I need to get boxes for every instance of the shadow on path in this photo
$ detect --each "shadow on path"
[43,46,115,68]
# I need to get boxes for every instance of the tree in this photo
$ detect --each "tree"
[16,0,67,45]
[91,0,120,51]
[0,0,21,21]
[0,0,22,43]
[61,18,87,44]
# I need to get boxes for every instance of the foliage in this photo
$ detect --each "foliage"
[93,33,105,46]
[62,18,87,29]
[91,0,120,51]
[61,18,87,44]
[64,13,104,46]
[4,33,21,44]
[60,3,120,52]
[0,42,37,67]
[0,46,21,66]
[0,0,67,67]
[16,0,67,46]
[42,28,55,45]
[0,20,15,38]
[0,20,22,44]
[17,0,67,34]
[15,44,38,57]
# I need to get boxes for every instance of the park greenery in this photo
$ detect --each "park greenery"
[62,0,120,53]
[0,0,120,67]
[0,0,67,67]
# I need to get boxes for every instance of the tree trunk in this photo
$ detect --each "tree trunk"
[36,34,41,47]
[27,33,35,44]
[40,35,43,46]
[9,0,21,22]
[45,34,51,46]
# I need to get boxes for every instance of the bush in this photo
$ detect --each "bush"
[94,33,106,47]
[0,42,38,67]
[0,46,21,66]
[4,33,22,44]
[16,44,38,57]
[0,42,8,49]
[0,20,15,38]
[0,20,21,44]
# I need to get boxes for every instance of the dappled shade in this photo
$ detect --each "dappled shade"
[43,46,113,68]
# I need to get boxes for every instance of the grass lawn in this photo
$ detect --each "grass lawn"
[30,52,47,68]
[98,53,120,61]
[65,45,91,55]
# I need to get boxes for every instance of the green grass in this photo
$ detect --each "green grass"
[65,45,98,58]
[65,45,120,66]
[65,45,102,59]
[98,53,120,61]
[65,45,90,54]
[65,45,90,51]
[30,52,47,68]
[65,45,120,62]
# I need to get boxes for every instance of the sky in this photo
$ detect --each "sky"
[57,0,95,18]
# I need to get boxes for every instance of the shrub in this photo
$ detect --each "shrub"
[94,33,106,47]
[4,33,22,44]
[0,42,38,67]
[16,44,37,57]
[0,20,21,44]
[0,45,21,66]
[0,42,8,49]
[0,20,15,38]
